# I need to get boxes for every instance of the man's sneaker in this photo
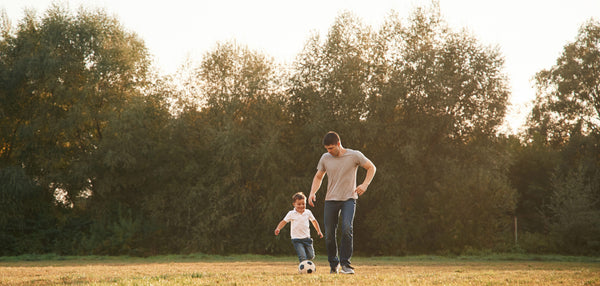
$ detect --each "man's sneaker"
[330,265,339,274]
[340,265,355,274]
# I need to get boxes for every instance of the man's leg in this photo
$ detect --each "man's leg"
[339,199,356,272]
[324,200,341,271]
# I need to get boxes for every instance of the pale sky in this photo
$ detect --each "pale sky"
[3,0,600,133]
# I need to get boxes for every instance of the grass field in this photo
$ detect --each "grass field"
[1,254,599,285]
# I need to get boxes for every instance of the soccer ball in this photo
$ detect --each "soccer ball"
[298,260,316,274]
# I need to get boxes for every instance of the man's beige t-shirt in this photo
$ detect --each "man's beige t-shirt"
[317,149,368,201]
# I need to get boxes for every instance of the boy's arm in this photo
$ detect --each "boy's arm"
[311,219,323,238]
[274,220,287,236]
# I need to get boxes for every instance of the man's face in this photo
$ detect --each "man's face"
[325,143,341,157]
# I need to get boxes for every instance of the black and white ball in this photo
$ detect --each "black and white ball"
[298,260,316,274]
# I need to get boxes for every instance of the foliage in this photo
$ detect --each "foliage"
[527,19,600,146]
[0,3,598,257]
[0,166,56,255]
[545,132,600,255]
[0,4,152,255]
[521,18,600,255]
[508,137,558,234]
[0,4,149,202]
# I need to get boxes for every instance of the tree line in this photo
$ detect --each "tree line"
[1,3,598,256]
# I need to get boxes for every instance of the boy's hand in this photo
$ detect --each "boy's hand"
[318,231,323,238]
[274,229,280,235]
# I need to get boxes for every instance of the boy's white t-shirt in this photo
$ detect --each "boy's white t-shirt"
[283,209,316,239]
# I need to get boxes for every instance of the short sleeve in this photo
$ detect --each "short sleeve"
[354,150,368,166]
[317,153,327,171]
[283,211,293,222]
[307,210,316,221]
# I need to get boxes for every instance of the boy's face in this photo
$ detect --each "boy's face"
[293,199,306,212]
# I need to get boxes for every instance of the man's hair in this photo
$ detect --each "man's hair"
[292,192,306,202]
[323,131,340,146]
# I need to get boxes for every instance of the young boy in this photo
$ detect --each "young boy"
[274,192,323,262]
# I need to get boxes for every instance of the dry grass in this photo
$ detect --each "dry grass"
[1,256,599,285]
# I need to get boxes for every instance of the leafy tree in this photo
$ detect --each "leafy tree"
[546,157,600,255]
[368,5,509,141]
[0,4,149,204]
[520,19,600,255]
[173,41,291,254]
[0,4,152,255]
[360,5,513,254]
[528,19,600,146]
[83,94,171,255]
[508,138,558,234]
[288,11,374,145]
[0,166,56,255]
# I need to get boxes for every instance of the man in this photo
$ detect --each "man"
[308,131,376,274]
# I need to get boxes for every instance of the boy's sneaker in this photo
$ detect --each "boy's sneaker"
[340,265,355,274]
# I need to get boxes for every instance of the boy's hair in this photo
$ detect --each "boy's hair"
[292,192,306,202]
[323,131,340,146]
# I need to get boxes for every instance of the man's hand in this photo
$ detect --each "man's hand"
[355,184,367,196]
[308,193,316,207]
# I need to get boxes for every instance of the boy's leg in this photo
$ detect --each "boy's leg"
[339,199,356,268]
[291,239,308,262]
[324,200,341,271]
[303,238,315,260]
